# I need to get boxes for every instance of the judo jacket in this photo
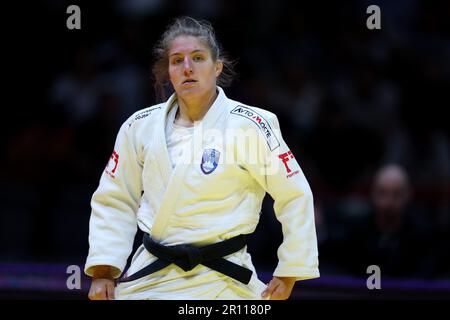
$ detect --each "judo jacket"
[85,87,319,299]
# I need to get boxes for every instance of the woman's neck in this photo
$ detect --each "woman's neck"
[175,88,218,126]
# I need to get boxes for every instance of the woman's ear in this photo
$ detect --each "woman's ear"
[215,60,223,77]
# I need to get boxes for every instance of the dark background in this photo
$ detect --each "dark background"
[1,0,449,298]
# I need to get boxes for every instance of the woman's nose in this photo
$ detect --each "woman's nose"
[183,57,193,74]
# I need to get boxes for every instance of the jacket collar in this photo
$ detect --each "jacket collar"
[162,86,228,129]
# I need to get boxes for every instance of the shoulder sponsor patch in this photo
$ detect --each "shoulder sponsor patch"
[278,150,299,178]
[230,105,280,151]
[105,150,119,179]
[127,106,161,128]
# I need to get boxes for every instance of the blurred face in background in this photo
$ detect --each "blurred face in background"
[168,35,223,101]
[371,165,411,218]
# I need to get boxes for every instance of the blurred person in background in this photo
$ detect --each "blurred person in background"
[342,163,434,278]
[85,17,319,300]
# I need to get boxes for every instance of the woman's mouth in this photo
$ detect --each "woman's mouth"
[182,79,197,85]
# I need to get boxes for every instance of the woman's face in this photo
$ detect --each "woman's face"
[168,35,222,100]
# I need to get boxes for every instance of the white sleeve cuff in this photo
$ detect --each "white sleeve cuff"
[84,257,126,279]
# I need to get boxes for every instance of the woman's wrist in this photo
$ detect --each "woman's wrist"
[275,276,297,285]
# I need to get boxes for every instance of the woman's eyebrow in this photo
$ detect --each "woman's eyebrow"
[190,50,206,54]
[169,49,207,57]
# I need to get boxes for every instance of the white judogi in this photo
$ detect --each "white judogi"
[85,87,320,299]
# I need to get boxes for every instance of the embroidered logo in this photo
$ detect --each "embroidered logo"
[200,149,220,174]
[230,106,280,151]
[105,150,119,178]
[278,150,299,178]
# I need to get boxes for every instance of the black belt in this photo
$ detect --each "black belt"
[117,233,253,285]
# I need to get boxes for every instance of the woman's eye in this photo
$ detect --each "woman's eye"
[193,55,204,62]
[172,58,183,64]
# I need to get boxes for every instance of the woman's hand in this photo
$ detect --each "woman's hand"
[88,265,116,300]
[261,276,296,300]
[88,278,116,300]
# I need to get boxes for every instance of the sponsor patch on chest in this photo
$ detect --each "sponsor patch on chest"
[230,106,280,151]
[127,106,161,128]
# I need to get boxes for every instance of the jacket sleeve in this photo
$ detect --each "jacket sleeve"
[84,121,143,279]
[240,112,320,281]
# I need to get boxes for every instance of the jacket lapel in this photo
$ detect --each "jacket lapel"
[152,93,177,187]
[150,87,230,241]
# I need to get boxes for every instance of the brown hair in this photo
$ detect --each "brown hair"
[152,16,237,101]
